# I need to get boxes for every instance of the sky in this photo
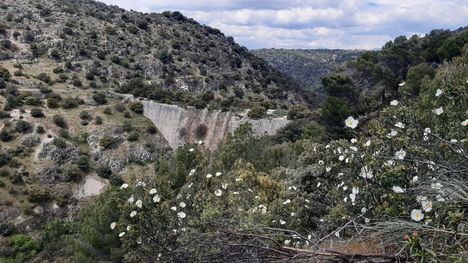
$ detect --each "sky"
[98,0,468,50]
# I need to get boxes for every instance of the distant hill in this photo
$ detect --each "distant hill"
[252,49,363,89]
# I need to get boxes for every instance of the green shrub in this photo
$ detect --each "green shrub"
[52,115,67,128]
[99,136,117,149]
[247,104,266,119]
[30,108,44,118]
[79,110,92,120]
[287,104,312,120]
[127,132,139,141]
[95,116,103,125]
[61,97,79,109]
[129,101,144,114]
[15,120,33,133]
[92,93,107,105]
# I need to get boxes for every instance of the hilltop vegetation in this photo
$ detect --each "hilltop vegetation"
[253,49,363,90]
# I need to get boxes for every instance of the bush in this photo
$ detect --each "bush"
[247,104,267,119]
[52,115,68,128]
[15,120,33,133]
[47,98,60,108]
[287,104,312,120]
[36,125,45,134]
[92,93,107,105]
[36,73,52,84]
[61,97,79,109]
[0,153,12,167]
[0,129,13,142]
[30,108,44,118]
[129,101,144,114]
[127,132,139,141]
[123,111,132,118]
[79,110,92,120]
[103,107,112,115]
[95,116,103,125]
[99,136,117,149]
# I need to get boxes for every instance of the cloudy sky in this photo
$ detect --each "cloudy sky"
[99,0,468,50]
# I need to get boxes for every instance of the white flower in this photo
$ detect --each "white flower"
[416,195,428,203]
[349,193,356,203]
[338,155,345,161]
[120,183,128,189]
[411,176,419,183]
[390,100,399,106]
[462,119,468,126]
[360,166,373,179]
[351,138,357,144]
[280,219,286,225]
[344,116,359,129]
[334,231,340,237]
[399,82,406,87]
[206,174,213,179]
[431,182,443,190]
[392,186,405,193]
[385,160,395,166]
[435,89,443,97]
[189,148,194,152]
[110,222,116,230]
[283,199,291,205]
[215,172,222,177]
[119,232,126,237]
[130,211,137,217]
[177,211,186,219]
[325,167,331,172]
[222,183,228,189]
[153,195,161,203]
[126,225,132,231]
[197,140,203,145]
[395,122,405,129]
[170,206,177,211]
[127,195,135,204]
[135,199,143,208]
[352,187,360,194]
[136,181,146,187]
[364,140,371,147]
[179,202,186,208]
[395,149,406,160]
[411,209,424,222]
[284,239,291,245]
[189,169,196,176]
[214,189,222,197]
[350,146,358,152]
[387,129,398,137]
[149,188,157,195]
[421,200,433,212]
[432,107,443,115]
[318,160,324,165]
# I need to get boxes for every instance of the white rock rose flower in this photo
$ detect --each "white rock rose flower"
[153,195,161,203]
[395,149,406,160]
[432,107,443,115]
[411,209,424,222]
[130,211,137,217]
[177,211,186,219]
[110,222,116,230]
[214,189,222,197]
[422,200,433,212]
[390,100,399,106]
[435,89,443,97]
[345,116,359,129]
[392,186,405,193]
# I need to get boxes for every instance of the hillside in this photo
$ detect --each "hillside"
[0,0,308,110]
[253,49,363,89]
[0,0,466,262]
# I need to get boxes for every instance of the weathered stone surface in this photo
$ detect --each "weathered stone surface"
[142,100,290,151]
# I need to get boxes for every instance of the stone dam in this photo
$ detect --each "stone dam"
[139,100,291,151]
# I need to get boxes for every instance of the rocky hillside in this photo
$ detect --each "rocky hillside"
[253,49,363,89]
[0,0,309,110]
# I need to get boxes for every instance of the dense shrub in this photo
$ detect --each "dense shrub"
[129,101,143,114]
[30,108,44,118]
[15,120,33,133]
[52,115,67,128]
[92,93,107,105]
[247,104,266,119]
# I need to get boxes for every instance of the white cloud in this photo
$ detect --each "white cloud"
[98,0,468,49]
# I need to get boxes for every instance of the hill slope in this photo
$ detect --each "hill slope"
[0,0,307,109]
